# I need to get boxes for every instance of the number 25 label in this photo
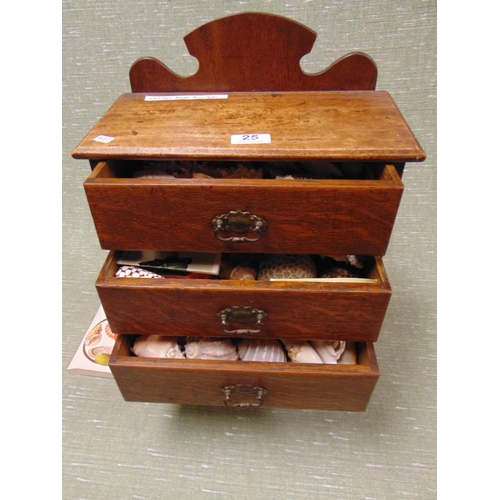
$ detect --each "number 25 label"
[231,133,271,144]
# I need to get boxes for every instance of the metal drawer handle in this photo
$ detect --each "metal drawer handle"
[221,384,268,408]
[217,305,267,335]
[212,210,267,242]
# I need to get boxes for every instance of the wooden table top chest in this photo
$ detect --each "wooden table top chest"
[72,13,425,411]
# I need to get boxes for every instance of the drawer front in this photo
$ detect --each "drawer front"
[109,336,380,411]
[97,252,391,342]
[84,162,403,256]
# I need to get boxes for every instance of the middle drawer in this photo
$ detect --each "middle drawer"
[97,252,392,342]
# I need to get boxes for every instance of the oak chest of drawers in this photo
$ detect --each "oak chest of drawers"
[72,13,425,411]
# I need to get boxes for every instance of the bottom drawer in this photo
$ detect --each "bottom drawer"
[109,336,380,411]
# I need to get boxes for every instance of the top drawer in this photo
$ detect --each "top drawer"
[84,160,403,255]
[74,91,424,254]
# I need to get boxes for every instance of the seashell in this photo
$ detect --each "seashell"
[328,255,364,269]
[310,340,346,364]
[257,255,316,280]
[133,169,175,179]
[192,172,213,179]
[320,267,360,279]
[219,164,263,179]
[131,336,185,358]
[228,264,257,280]
[281,340,323,364]
[115,266,164,279]
[185,338,238,360]
[337,342,357,364]
[219,255,257,280]
[275,175,298,180]
[237,339,287,362]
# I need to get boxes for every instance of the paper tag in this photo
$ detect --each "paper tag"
[93,135,115,143]
[145,94,228,101]
[231,133,271,144]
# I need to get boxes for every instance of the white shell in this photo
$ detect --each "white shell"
[238,339,286,362]
[281,340,323,364]
[185,338,238,360]
[337,342,357,364]
[131,336,185,358]
[310,340,346,364]
[133,169,175,179]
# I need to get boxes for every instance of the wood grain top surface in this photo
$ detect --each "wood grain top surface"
[72,91,426,161]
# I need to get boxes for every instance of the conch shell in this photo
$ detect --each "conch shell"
[238,339,286,362]
[281,340,323,363]
[310,340,346,364]
[131,336,185,358]
[185,338,238,360]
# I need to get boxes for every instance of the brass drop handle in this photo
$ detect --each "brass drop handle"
[217,305,267,335]
[221,384,268,408]
[212,210,267,242]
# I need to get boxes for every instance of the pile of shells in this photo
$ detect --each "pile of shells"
[129,160,378,180]
[130,336,356,364]
[113,254,365,281]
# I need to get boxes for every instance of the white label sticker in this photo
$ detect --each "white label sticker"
[145,94,228,101]
[231,133,271,144]
[93,135,115,143]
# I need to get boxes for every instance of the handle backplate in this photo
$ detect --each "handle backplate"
[221,384,268,408]
[212,210,267,242]
[217,305,267,335]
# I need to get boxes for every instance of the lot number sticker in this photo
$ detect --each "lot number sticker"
[231,133,271,144]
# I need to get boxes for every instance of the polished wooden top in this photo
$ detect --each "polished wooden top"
[72,91,426,162]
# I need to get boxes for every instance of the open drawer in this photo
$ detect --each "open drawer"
[97,252,392,342]
[84,160,403,255]
[109,336,380,411]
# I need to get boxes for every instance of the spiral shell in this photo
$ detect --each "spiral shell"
[185,338,238,360]
[238,339,286,362]
[131,336,185,358]
[310,340,346,364]
[257,255,316,280]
